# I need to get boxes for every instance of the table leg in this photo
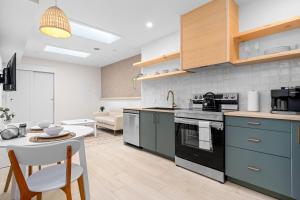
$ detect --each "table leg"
[78,138,90,200]
[11,164,26,200]
[94,123,97,137]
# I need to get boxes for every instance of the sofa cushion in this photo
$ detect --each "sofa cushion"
[95,116,116,126]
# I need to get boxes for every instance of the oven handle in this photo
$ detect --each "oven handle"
[175,118,223,130]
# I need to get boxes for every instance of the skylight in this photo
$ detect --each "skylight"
[44,45,90,58]
[70,21,121,44]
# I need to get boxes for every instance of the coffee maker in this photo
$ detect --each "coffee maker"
[271,87,300,114]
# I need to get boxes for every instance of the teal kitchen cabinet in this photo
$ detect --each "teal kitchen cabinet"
[226,146,291,196]
[156,112,175,158]
[140,111,156,152]
[140,111,175,158]
[292,122,300,200]
[225,116,292,198]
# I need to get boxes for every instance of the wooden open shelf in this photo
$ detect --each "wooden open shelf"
[133,52,180,68]
[232,16,300,65]
[233,49,300,65]
[234,16,300,42]
[137,70,188,81]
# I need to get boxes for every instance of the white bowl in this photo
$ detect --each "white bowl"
[171,68,180,72]
[44,126,63,137]
[160,69,169,74]
[38,121,51,129]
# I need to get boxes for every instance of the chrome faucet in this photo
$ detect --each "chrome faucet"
[167,90,177,109]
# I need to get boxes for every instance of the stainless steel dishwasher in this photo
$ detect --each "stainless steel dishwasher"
[123,109,140,147]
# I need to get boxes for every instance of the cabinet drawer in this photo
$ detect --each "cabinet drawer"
[226,126,291,158]
[226,116,291,132]
[226,146,291,196]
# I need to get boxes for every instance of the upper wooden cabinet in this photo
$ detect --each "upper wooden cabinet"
[181,0,238,70]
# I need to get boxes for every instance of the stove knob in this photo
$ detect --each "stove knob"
[194,95,198,99]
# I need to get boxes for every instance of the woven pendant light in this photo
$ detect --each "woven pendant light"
[40,4,71,39]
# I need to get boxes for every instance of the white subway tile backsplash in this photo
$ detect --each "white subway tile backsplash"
[141,58,300,112]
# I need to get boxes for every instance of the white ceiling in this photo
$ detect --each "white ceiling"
[1,0,248,67]
[0,0,37,65]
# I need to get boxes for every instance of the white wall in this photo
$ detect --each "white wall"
[239,0,300,32]
[0,54,3,106]
[141,32,179,60]
[99,99,141,111]
[19,56,101,123]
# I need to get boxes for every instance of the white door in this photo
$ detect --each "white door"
[31,71,54,124]
[5,70,54,124]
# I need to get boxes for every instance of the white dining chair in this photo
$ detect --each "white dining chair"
[7,140,85,200]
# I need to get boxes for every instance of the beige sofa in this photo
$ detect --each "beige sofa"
[93,109,123,135]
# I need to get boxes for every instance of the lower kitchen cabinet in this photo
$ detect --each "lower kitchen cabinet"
[156,112,175,158]
[140,111,175,159]
[140,111,156,152]
[226,146,291,197]
[292,122,300,200]
[225,116,292,198]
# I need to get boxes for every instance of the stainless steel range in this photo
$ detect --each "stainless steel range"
[175,92,239,183]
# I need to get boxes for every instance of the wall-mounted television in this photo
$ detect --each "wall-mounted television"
[0,53,16,91]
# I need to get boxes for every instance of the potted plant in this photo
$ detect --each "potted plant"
[0,107,15,129]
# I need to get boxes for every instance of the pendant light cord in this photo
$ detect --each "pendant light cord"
[55,0,57,6]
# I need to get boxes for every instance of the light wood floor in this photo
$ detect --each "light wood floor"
[0,129,275,200]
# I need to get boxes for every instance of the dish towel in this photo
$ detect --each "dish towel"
[198,121,212,151]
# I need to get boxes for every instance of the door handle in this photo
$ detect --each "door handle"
[247,165,261,172]
[298,126,300,144]
[247,138,261,143]
[247,122,261,126]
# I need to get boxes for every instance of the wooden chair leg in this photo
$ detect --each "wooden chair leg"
[3,166,13,192]
[77,175,86,200]
[37,193,42,200]
[65,187,72,200]
[28,166,33,176]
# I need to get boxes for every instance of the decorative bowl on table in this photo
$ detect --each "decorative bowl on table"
[44,126,64,137]
[38,121,51,129]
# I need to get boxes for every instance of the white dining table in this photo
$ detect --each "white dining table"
[0,125,93,200]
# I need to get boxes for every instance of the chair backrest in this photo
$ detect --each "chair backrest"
[8,140,80,166]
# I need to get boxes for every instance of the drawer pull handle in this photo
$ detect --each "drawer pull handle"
[247,138,261,143]
[247,166,261,172]
[247,122,261,126]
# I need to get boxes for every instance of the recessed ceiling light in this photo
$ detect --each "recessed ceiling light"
[44,45,90,58]
[146,21,153,28]
[70,21,121,44]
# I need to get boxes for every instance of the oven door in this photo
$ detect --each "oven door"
[175,117,224,172]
